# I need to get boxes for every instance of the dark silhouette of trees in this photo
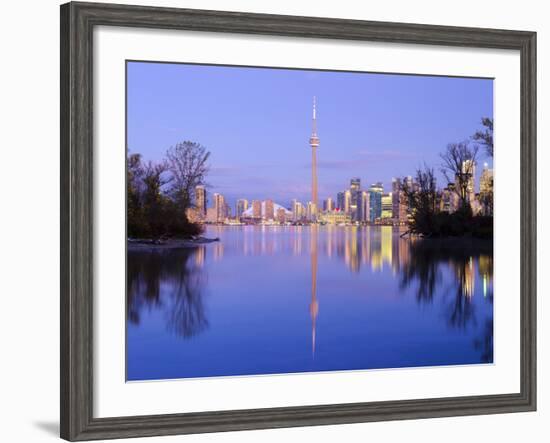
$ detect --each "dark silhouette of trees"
[127,141,210,239]
[472,117,494,158]
[127,153,146,237]
[440,141,480,213]
[401,166,438,236]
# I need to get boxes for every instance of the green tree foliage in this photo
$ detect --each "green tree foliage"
[127,141,210,240]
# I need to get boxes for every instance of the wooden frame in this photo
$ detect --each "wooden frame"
[60,1,536,440]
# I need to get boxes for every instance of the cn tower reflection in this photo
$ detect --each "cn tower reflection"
[310,224,319,358]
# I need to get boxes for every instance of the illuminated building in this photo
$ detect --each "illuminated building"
[381,193,393,218]
[241,201,292,222]
[336,191,345,211]
[360,191,370,222]
[458,159,476,204]
[319,210,350,225]
[205,207,217,224]
[309,97,320,220]
[392,178,407,222]
[479,162,494,215]
[344,189,351,215]
[276,207,286,224]
[236,199,248,218]
[265,199,275,220]
[323,197,334,212]
[185,207,202,224]
[306,201,317,221]
[350,177,361,221]
[195,185,206,216]
[368,182,383,221]
[292,199,304,222]
[213,193,226,223]
[251,200,262,219]
[440,183,460,213]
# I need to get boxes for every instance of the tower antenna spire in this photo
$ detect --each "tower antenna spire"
[309,97,320,212]
[312,96,317,134]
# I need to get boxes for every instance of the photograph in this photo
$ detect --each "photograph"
[126,61,495,381]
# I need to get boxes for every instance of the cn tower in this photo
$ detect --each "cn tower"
[309,97,320,216]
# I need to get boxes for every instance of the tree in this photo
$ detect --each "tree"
[166,141,210,211]
[126,141,210,240]
[440,141,479,213]
[472,117,493,158]
[401,166,438,236]
[141,160,170,239]
[127,153,146,237]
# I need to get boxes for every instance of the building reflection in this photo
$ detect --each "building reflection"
[195,246,205,268]
[331,226,406,273]
[478,255,493,298]
[310,225,319,358]
[128,226,493,365]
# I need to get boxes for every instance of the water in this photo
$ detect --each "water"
[127,225,493,381]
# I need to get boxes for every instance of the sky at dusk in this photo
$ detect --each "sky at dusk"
[127,61,493,209]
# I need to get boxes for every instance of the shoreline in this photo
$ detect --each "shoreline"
[127,236,219,251]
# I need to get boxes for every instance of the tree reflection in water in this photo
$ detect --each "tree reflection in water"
[398,238,493,361]
[127,247,208,338]
[126,227,494,368]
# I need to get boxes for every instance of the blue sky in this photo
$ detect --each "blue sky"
[127,61,493,209]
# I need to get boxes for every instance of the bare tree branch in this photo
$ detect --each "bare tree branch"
[472,117,494,158]
[166,141,210,210]
[440,141,479,211]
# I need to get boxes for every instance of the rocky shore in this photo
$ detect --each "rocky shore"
[127,236,219,251]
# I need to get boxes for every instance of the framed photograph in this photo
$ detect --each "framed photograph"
[60,1,536,440]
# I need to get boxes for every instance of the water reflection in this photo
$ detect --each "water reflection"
[310,225,319,357]
[127,226,494,379]
[127,248,208,338]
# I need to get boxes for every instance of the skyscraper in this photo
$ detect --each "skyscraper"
[252,200,262,219]
[479,162,494,215]
[276,207,286,224]
[381,193,393,218]
[368,183,383,221]
[336,191,345,211]
[323,197,334,212]
[360,191,370,222]
[344,189,351,215]
[265,199,275,220]
[350,177,361,221]
[236,199,248,218]
[460,159,476,204]
[292,199,303,222]
[309,97,320,220]
[306,202,317,221]
[195,185,206,216]
[480,162,494,195]
[392,178,407,222]
[213,193,226,223]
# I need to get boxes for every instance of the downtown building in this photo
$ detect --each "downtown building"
[236,199,249,218]
[391,178,408,223]
[368,182,384,222]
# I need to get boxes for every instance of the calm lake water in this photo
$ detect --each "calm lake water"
[127,225,493,381]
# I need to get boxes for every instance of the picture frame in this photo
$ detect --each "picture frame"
[60,1,536,441]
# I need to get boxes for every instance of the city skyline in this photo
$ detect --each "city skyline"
[127,62,493,210]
